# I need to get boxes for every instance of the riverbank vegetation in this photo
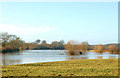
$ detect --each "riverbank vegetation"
[0,33,65,53]
[93,44,119,54]
[2,59,118,76]
[65,41,89,55]
[0,33,119,54]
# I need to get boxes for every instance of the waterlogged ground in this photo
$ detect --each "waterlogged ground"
[2,59,118,76]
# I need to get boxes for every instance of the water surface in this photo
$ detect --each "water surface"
[0,50,118,65]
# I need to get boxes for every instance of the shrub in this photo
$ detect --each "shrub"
[93,44,104,52]
[65,41,89,55]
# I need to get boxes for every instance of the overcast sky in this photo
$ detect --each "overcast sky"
[0,2,118,45]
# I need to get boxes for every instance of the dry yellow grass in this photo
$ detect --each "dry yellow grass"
[2,59,118,77]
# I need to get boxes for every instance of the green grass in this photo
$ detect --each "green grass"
[2,59,118,76]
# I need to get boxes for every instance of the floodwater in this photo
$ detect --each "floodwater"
[0,50,119,65]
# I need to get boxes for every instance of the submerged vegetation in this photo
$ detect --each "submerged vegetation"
[2,59,118,76]
[93,44,104,53]
[93,44,119,54]
[65,41,89,55]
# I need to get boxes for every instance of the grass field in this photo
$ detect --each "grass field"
[2,59,118,77]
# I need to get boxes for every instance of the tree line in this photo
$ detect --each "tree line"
[93,44,119,53]
[0,33,119,54]
[0,33,65,53]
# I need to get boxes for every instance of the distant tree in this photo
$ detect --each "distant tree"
[27,42,38,50]
[94,44,104,52]
[38,40,48,49]
[80,42,89,52]
[41,40,47,44]
[81,42,89,45]
[21,43,28,50]
[107,45,117,53]
[50,41,59,49]
[60,40,65,45]
[35,39,41,44]
[59,40,65,49]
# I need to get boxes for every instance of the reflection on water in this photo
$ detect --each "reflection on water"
[108,56,117,59]
[67,57,88,60]
[2,55,22,65]
[97,56,102,59]
[0,50,119,65]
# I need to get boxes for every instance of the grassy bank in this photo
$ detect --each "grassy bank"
[2,59,118,76]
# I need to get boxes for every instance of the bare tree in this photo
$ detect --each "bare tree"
[94,44,104,52]
[0,33,23,53]
[80,42,89,52]
[107,45,117,53]
[65,41,89,55]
